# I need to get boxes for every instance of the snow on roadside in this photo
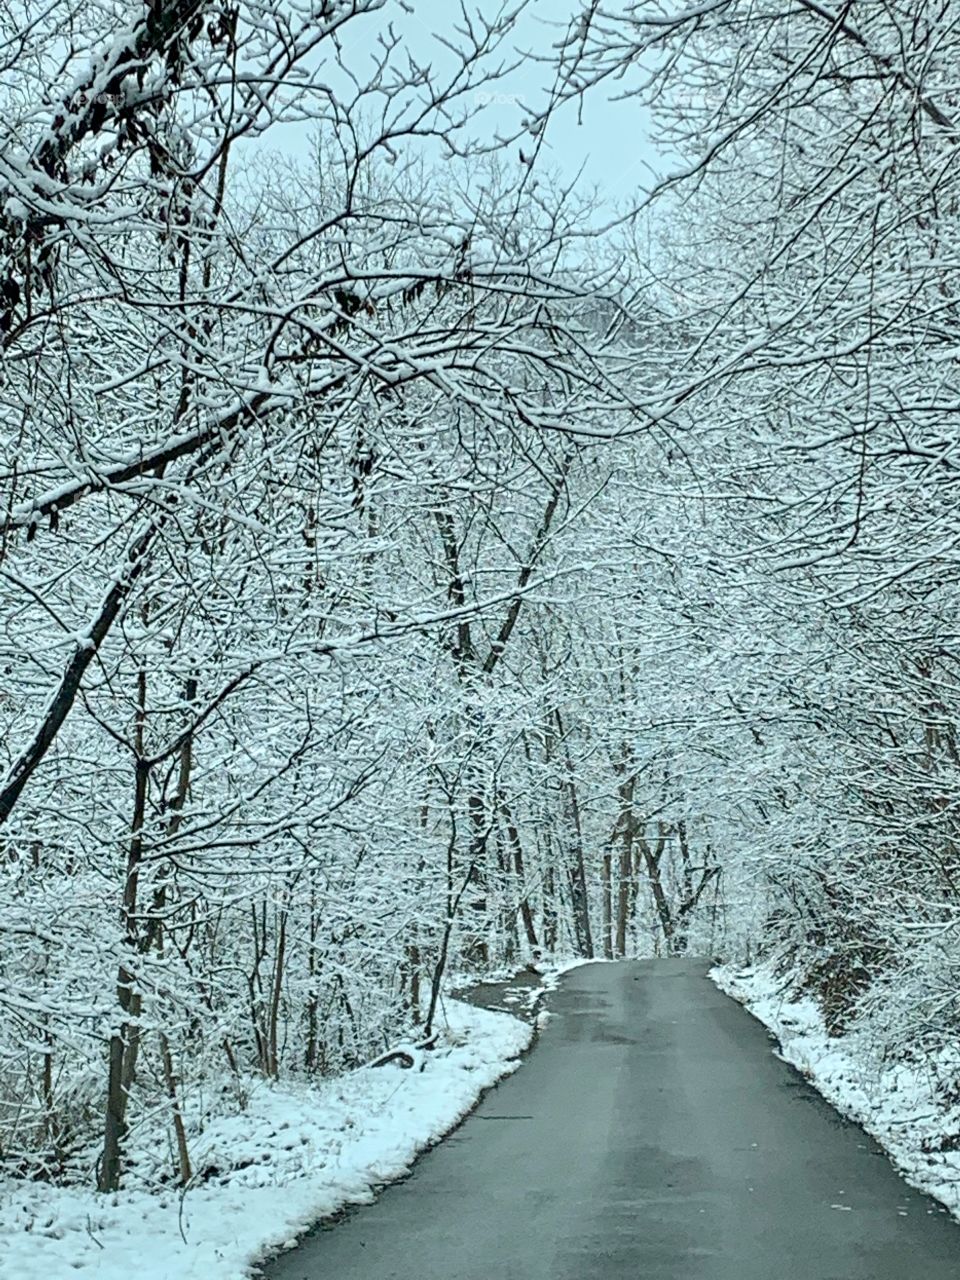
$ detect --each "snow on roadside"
[452,955,597,1024]
[712,961,960,1219]
[539,956,599,985]
[532,957,600,1023]
[0,999,532,1280]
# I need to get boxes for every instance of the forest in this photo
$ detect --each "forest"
[1,0,958,1246]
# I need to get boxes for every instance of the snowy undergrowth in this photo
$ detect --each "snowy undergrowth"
[0,1000,531,1280]
[712,961,960,1219]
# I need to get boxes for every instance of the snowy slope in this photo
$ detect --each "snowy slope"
[713,962,960,1222]
[0,1000,531,1280]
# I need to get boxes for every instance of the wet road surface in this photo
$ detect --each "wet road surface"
[262,959,960,1279]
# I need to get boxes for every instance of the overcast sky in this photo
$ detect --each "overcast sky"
[411,0,661,195]
[274,1,664,213]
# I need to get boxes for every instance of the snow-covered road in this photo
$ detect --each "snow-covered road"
[263,959,960,1280]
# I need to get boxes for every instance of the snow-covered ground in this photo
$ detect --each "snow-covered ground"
[0,999,531,1280]
[713,961,960,1220]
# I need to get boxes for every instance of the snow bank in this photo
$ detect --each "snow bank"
[712,961,960,1220]
[0,999,531,1280]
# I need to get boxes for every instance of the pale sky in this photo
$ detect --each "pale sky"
[408,0,663,200]
[270,0,664,214]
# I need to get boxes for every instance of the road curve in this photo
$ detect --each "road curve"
[262,959,960,1280]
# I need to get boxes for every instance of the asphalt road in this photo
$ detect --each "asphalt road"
[263,959,960,1280]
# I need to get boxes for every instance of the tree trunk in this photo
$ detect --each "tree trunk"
[266,901,288,1078]
[305,886,320,1070]
[462,788,490,967]
[499,793,539,950]
[614,774,637,958]
[99,665,149,1194]
[555,708,593,959]
[638,821,675,952]
[543,862,558,952]
[601,853,613,959]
